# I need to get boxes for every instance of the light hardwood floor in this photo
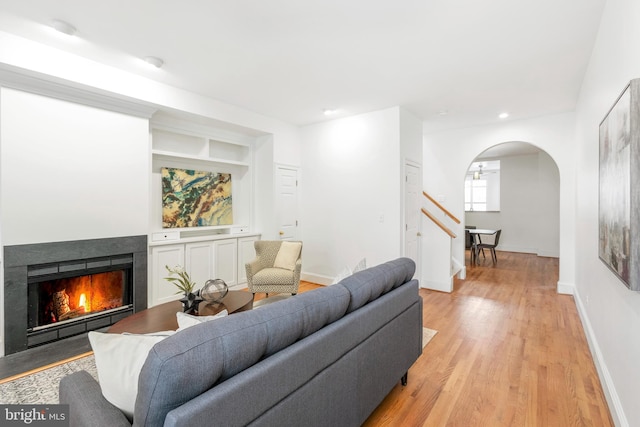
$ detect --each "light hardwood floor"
[363,251,613,426]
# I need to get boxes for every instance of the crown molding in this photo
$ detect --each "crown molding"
[0,64,157,119]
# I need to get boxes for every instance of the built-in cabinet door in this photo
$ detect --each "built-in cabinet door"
[151,244,185,307]
[150,235,261,305]
[214,239,238,287]
[185,242,215,291]
[237,236,259,284]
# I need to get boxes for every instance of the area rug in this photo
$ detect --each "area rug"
[0,352,97,404]
[423,327,437,350]
[253,294,292,308]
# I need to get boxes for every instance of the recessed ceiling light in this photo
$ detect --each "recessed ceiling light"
[498,112,509,119]
[50,19,77,36]
[143,56,164,69]
[323,109,337,116]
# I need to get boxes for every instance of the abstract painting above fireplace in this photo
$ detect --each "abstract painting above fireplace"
[3,235,147,355]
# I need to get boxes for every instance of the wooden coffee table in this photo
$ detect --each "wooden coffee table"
[108,290,254,334]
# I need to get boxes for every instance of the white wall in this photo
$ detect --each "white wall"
[423,112,576,292]
[574,0,640,425]
[253,135,276,239]
[465,151,560,257]
[485,171,501,210]
[300,107,411,282]
[536,153,561,257]
[0,88,149,245]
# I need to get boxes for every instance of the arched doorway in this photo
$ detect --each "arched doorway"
[464,141,560,262]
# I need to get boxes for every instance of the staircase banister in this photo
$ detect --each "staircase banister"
[421,208,457,238]
[422,191,461,224]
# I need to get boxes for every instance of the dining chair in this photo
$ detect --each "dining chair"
[464,225,476,249]
[477,229,501,264]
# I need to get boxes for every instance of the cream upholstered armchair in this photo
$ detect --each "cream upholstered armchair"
[245,240,302,296]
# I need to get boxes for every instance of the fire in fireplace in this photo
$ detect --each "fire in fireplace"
[29,269,131,330]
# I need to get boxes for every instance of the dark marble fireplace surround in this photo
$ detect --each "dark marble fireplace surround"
[3,235,147,355]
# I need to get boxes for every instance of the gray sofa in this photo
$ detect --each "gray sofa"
[60,257,423,427]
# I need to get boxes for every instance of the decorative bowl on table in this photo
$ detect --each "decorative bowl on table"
[200,279,229,303]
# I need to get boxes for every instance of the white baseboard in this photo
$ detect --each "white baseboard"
[301,272,334,286]
[420,279,453,293]
[574,291,627,427]
[556,281,574,295]
[537,249,560,258]
[496,245,537,254]
[494,245,559,258]
[451,256,464,278]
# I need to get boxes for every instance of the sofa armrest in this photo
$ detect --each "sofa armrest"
[59,370,131,427]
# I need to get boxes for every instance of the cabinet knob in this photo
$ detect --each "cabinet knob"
[417,232,422,237]
[279,231,284,236]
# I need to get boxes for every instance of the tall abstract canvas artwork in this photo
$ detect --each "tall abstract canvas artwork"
[162,167,232,228]
[599,79,640,291]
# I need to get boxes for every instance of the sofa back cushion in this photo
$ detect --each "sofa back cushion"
[339,257,416,313]
[134,284,350,427]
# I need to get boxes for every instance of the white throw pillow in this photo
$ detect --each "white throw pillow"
[352,258,367,273]
[332,266,353,285]
[176,309,228,331]
[332,258,367,284]
[88,331,173,421]
[273,241,302,271]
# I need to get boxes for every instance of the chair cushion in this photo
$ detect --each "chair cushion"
[273,241,302,270]
[253,267,295,285]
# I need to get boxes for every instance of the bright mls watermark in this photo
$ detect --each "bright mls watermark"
[0,405,68,426]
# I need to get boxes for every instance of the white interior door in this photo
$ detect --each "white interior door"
[276,165,299,240]
[404,163,421,279]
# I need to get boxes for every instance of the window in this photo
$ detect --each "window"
[465,178,487,211]
[465,161,500,211]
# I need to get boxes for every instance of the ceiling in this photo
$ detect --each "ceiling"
[0,0,606,132]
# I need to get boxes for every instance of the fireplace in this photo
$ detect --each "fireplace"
[4,236,147,355]
[28,258,133,331]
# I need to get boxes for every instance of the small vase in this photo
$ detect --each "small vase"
[180,292,203,314]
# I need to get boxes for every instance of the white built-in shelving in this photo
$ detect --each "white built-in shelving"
[147,114,263,304]
[151,124,252,168]
[149,115,258,239]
